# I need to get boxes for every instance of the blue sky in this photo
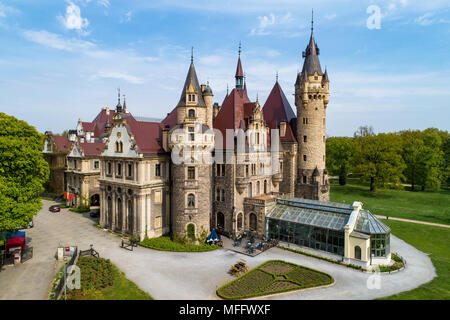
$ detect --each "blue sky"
[1,0,449,136]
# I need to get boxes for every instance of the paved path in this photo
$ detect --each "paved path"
[376,215,450,229]
[0,200,437,300]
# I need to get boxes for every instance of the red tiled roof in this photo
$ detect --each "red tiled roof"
[161,107,177,129]
[90,109,118,138]
[52,136,72,152]
[126,118,164,155]
[82,122,95,132]
[235,57,244,78]
[280,123,297,143]
[262,82,296,129]
[79,142,105,156]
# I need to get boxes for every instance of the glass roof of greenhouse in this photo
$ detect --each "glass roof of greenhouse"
[354,210,391,234]
[266,198,352,231]
[266,198,390,234]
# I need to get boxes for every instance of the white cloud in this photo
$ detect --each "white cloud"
[415,12,434,25]
[58,1,89,33]
[91,71,144,84]
[325,13,337,20]
[97,0,110,8]
[0,2,19,18]
[23,30,95,51]
[250,12,294,36]
[120,11,133,23]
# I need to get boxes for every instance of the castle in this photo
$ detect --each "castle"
[44,25,330,242]
[43,24,393,268]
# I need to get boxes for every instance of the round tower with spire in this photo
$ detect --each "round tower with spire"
[169,49,215,242]
[294,11,330,201]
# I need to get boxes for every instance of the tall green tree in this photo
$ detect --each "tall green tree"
[400,130,425,191]
[326,136,354,176]
[352,131,405,192]
[0,113,49,232]
[417,129,444,191]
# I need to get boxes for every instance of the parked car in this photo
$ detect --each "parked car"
[90,209,100,218]
[49,205,61,213]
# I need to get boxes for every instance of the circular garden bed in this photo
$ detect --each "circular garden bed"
[217,260,334,300]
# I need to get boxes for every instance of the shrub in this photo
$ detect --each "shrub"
[139,236,219,252]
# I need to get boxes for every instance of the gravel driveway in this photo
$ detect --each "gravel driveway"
[0,200,436,300]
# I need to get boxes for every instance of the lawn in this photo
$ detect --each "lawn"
[330,180,450,225]
[217,260,333,300]
[67,256,153,300]
[380,220,450,300]
[139,236,219,252]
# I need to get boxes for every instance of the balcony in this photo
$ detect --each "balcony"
[272,173,283,186]
[244,195,277,207]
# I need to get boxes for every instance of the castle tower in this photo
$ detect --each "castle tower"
[169,52,215,241]
[294,15,330,201]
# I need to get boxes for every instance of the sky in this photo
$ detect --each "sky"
[0,0,449,137]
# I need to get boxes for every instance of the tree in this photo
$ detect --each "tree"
[417,129,444,191]
[0,113,49,232]
[400,130,425,191]
[326,137,354,176]
[352,131,405,192]
[339,163,347,186]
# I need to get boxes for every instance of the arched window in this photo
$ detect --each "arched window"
[117,198,123,231]
[217,212,225,230]
[248,183,252,198]
[128,200,133,234]
[249,213,257,231]
[264,180,267,194]
[237,213,243,231]
[355,246,362,260]
[187,223,195,240]
[187,194,195,208]
[107,196,112,227]
[257,181,260,195]
[188,109,195,118]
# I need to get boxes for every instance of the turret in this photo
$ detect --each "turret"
[294,12,330,201]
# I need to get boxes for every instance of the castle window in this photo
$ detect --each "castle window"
[221,189,225,201]
[94,161,99,169]
[303,175,307,184]
[303,155,307,162]
[127,163,133,177]
[256,133,260,144]
[216,189,221,201]
[314,76,318,80]
[245,165,249,177]
[188,127,195,141]
[107,162,112,175]
[73,159,77,169]
[155,164,161,177]
[187,194,195,208]
[188,109,195,118]
[117,163,122,177]
[303,118,309,125]
[303,135,307,143]
[187,167,195,180]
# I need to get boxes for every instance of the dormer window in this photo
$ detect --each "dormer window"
[187,94,196,103]
[188,109,195,118]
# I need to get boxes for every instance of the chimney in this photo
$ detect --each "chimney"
[280,122,287,137]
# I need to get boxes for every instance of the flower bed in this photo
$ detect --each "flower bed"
[139,236,219,252]
[217,260,334,300]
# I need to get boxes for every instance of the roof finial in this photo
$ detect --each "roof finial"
[238,41,242,57]
[227,83,229,96]
[276,71,279,83]
[256,92,259,102]
[118,87,121,104]
[311,9,314,33]
[191,46,194,63]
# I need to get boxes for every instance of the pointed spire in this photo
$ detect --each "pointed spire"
[191,46,194,64]
[116,87,122,113]
[177,57,206,107]
[301,11,323,76]
[322,67,329,82]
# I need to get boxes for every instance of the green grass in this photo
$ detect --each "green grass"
[217,260,333,300]
[68,257,153,300]
[69,207,90,213]
[330,180,450,225]
[139,236,219,252]
[380,220,450,300]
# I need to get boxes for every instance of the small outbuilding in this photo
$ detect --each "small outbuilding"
[265,198,391,268]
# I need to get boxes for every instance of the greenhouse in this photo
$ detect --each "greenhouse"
[265,198,391,267]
